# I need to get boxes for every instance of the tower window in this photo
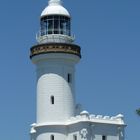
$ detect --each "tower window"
[102,135,106,140]
[73,135,77,140]
[68,73,72,83]
[50,96,54,104]
[50,135,54,140]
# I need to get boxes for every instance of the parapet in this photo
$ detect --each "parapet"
[68,111,125,125]
[30,111,125,134]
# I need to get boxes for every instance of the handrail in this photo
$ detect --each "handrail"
[38,29,71,36]
[36,30,75,43]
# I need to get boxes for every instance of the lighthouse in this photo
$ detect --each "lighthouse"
[30,0,126,140]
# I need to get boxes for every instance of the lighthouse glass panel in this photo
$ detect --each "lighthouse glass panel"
[40,15,70,36]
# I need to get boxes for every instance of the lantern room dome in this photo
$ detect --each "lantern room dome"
[41,0,70,17]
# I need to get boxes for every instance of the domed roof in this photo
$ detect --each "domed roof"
[41,0,70,17]
[80,110,89,116]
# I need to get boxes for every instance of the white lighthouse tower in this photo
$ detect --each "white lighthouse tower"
[30,0,126,140]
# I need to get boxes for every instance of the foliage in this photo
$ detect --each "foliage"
[136,108,140,116]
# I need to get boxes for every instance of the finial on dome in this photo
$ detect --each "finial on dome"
[49,0,62,5]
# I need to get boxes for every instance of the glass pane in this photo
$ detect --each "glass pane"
[54,19,59,34]
[60,20,64,34]
[54,15,59,19]
[63,21,67,35]
[47,15,53,19]
[48,20,53,34]
[66,20,70,35]
[41,20,47,35]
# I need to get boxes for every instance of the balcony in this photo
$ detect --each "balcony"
[36,30,75,44]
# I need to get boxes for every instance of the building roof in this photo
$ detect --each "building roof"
[41,0,70,17]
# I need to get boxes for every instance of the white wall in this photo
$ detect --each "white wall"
[31,53,80,123]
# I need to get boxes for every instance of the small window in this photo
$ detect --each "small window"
[102,136,106,140]
[50,135,54,140]
[51,96,54,104]
[68,73,72,83]
[73,135,77,140]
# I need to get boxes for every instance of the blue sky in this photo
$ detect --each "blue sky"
[0,0,140,140]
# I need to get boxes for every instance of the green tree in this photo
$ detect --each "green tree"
[136,108,140,116]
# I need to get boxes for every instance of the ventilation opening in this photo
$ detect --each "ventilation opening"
[50,135,54,140]
[51,96,54,104]
[68,73,72,83]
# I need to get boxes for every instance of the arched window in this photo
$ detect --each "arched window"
[51,96,54,104]
[50,135,54,140]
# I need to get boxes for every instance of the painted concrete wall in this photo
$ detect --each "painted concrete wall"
[31,122,125,140]
[31,53,80,123]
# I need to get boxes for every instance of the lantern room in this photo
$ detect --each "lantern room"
[40,15,70,36]
[37,0,74,44]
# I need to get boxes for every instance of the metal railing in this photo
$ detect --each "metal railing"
[36,29,75,44]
